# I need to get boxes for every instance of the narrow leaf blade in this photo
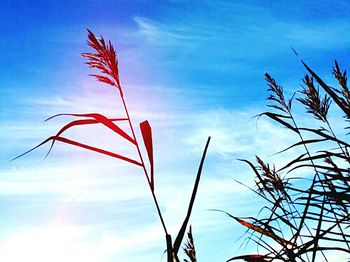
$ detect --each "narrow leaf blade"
[140,120,154,191]
[173,137,211,255]
[12,135,142,166]
[46,113,135,145]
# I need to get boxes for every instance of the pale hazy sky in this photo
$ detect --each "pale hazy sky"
[1,1,350,261]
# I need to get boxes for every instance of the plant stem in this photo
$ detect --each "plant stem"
[119,89,169,236]
[325,119,350,166]
[286,110,322,262]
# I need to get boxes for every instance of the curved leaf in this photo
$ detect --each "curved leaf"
[12,135,142,166]
[46,113,135,145]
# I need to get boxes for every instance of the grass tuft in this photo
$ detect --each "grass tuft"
[228,54,350,262]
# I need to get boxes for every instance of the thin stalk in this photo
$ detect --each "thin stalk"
[323,119,350,248]
[286,109,325,262]
[311,195,325,262]
[287,109,350,261]
[119,88,169,236]
[325,118,350,168]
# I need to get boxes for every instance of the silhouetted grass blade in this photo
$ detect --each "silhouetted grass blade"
[274,138,327,155]
[258,112,298,132]
[227,254,268,262]
[225,212,294,247]
[173,137,211,255]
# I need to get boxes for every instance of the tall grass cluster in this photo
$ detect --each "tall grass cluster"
[227,55,350,261]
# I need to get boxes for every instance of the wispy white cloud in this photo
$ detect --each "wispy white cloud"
[134,16,208,46]
[132,3,350,72]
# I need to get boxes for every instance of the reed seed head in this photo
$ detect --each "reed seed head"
[81,29,122,92]
[265,72,292,113]
[297,74,331,122]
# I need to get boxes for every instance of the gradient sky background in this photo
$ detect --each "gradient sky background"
[1,1,350,261]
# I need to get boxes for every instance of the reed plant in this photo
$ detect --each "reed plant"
[226,55,350,261]
[15,30,210,262]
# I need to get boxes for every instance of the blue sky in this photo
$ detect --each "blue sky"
[1,0,350,261]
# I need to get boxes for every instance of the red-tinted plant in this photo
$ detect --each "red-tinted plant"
[15,29,210,262]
